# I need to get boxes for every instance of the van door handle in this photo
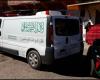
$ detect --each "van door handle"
[66,37,68,44]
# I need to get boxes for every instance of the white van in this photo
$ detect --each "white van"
[0,11,83,69]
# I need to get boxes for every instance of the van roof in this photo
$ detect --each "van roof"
[0,15,79,20]
[0,15,48,19]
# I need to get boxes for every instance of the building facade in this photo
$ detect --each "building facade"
[68,1,100,41]
[68,1,100,24]
[8,0,34,5]
[0,0,8,11]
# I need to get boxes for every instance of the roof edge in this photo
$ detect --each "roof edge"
[68,1,100,6]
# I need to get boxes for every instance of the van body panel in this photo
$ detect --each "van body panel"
[2,16,48,57]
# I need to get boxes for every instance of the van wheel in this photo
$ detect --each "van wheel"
[27,50,41,69]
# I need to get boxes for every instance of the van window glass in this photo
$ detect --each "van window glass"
[0,19,1,28]
[55,18,79,36]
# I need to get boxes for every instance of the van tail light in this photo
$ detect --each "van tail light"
[47,23,53,46]
[45,10,49,15]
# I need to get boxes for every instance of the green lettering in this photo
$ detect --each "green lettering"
[21,22,44,33]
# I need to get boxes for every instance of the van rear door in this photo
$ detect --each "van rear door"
[53,16,81,59]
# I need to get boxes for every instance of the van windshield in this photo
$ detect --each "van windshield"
[55,18,79,36]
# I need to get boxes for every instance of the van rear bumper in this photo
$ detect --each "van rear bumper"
[41,47,54,64]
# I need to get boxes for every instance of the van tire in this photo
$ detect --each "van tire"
[27,50,42,69]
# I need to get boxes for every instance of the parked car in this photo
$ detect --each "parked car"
[86,24,100,77]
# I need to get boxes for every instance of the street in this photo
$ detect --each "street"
[0,43,97,79]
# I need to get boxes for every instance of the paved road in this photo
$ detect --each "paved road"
[0,43,97,79]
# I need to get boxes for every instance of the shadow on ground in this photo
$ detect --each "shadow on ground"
[40,54,91,77]
[0,52,92,77]
[0,52,27,63]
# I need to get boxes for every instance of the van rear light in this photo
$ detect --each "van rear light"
[45,10,49,15]
[47,23,53,46]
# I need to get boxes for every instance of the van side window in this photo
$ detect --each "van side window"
[0,19,2,28]
[55,19,79,36]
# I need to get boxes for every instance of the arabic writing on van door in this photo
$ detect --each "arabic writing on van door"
[21,38,44,44]
[21,22,44,33]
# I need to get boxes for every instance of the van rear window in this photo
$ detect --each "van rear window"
[55,18,79,36]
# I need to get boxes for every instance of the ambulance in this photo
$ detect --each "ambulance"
[0,10,83,69]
